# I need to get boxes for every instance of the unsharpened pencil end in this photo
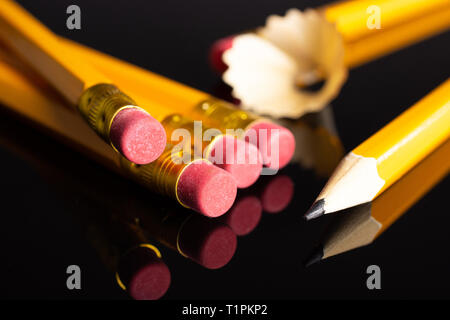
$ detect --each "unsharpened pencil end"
[304,246,324,267]
[177,161,238,218]
[303,199,325,221]
[109,108,167,165]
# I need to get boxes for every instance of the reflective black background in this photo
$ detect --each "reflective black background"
[1,0,449,299]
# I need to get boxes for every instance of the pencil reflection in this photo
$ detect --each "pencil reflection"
[218,174,295,236]
[218,194,262,236]
[0,116,242,270]
[306,138,450,265]
[85,210,171,301]
[0,115,172,300]
[0,105,297,298]
[128,200,238,270]
[257,175,294,214]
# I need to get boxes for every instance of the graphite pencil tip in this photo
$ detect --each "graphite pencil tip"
[303,199,325,221]
[304,246,324,267]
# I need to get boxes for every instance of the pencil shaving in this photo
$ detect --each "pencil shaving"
[222,9,347,119]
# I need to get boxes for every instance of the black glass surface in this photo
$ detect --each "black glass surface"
[1,0,449,299]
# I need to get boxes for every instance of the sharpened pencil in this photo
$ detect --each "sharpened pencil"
[305,79,450,220]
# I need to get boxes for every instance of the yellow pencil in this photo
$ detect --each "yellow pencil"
[304,79,450,220]
[306,137,450,264]
[322,0,450,43]
[0,0,167,165]
[342,3,450,69]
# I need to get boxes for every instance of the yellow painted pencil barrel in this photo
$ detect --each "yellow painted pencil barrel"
[322,0,450,43]
[355,80,450,190]
[342,5,450,68]
[372,138,450,236]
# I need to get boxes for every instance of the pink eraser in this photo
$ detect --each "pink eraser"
[219,195,262,236]
[177,161,237,217]
[246,122,295,170]
[209,36,235,74]
[260,175,294,213]
[208,135,262,189]
[178,216,237,269]
[117,246,171,300]
[109,108,166,165]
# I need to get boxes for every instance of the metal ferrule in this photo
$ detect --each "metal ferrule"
[140,210,193,258]
[161,113,227,160]
[189,98,263,137]
[77,83,145,150]
[118,145,203,208]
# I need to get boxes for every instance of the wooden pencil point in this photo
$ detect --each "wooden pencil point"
[308,79,450,217]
